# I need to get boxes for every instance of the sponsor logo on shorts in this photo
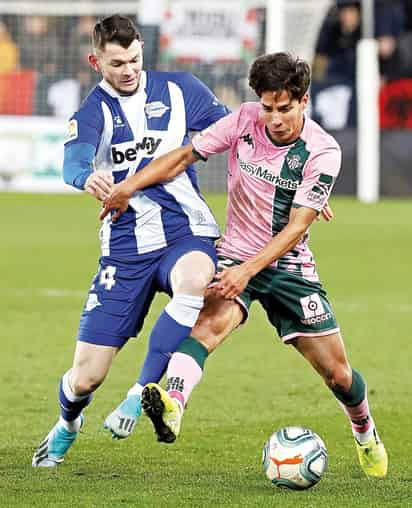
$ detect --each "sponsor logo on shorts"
[85,293,101,312]
[301,313,332,325]
[238,157,298,189]
[300,292,332,325]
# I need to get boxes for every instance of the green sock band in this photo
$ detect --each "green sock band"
[176,336,209,370]
[332,368,366,407]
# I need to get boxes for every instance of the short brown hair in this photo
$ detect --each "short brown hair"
[92,15,141,51]
[248,52,311,101]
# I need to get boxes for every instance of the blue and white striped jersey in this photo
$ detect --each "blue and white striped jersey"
[63,70,229,258]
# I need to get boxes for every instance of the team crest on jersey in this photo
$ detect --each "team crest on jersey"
[286,154,302,170]
[144,101,170,119]
[66,119,78,142]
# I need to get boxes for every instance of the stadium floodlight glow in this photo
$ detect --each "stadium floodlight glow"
[356,0,380,203]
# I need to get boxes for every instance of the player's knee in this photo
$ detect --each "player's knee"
[172,252,215,295]
[322,363,352,392]
[192,313,229,353]
[70,372,104,395]
[173,269,213,295]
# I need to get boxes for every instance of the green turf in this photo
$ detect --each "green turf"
[1,193,411,507]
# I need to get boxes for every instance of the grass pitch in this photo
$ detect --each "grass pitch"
[0,193,411,508]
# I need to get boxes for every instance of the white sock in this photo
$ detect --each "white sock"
[354,421,377,444]
[127,383,143,398]
[59,415,82,433]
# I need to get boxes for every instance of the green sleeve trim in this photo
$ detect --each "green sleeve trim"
[192,148,208,162]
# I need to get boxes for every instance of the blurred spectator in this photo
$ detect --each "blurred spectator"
[312,1,361,82]
[65,16,99,102]
[18,16,60,75]
[312,0,404,82]
[17,16,61,115]
[395,0,412,77]
[0,21,19,72]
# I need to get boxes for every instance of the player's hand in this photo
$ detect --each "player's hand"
[320,202,334,222]
[210,264,253,299]
[99,179,136,222]
[85,171,114,201]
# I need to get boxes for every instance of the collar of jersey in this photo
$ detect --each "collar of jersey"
[99,71,147,98]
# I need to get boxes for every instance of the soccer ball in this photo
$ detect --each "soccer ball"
[262,426,328,490]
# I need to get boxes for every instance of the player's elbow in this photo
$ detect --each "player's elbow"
[288,222,309,242]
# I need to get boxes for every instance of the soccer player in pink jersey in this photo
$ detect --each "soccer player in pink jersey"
[101,52,387,478]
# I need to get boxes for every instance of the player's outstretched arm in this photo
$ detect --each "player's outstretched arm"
[100,144,198,221]
[213,206,318,299]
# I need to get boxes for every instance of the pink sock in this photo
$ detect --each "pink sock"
[166,352,203,410]
[339,396,373,434]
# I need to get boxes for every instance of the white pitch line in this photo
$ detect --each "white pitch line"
[10,288,85,298]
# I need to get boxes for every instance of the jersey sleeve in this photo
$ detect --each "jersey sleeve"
[191,107,242,159]
[177,73,230,131]
[293,144,341,212]
[62,100,104,190]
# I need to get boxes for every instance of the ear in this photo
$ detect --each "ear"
[301,93,309,109]
[88,53,100,72]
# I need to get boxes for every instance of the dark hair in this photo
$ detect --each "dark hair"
[248,52,311,101]
[92,14,141,51]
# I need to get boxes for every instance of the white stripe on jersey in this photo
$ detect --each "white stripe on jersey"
[126,80,188,253]
[95,102,114,171]
[161,81,219,238]
[120,87,147,142]
[132,194,166,253]
[100,215,111,256]
[164,173,220,238]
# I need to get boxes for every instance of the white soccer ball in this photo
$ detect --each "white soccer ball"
[262,426,328,490]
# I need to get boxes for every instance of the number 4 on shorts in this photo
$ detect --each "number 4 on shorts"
[100,266,117,290]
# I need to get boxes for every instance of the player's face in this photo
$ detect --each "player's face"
[90,40,143,95]
[260,90,308,144]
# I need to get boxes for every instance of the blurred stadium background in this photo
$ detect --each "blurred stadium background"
[0,0,411,197]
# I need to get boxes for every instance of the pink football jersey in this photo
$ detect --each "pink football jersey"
[192,102,341,282]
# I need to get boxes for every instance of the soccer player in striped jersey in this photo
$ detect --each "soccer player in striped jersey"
[32,14,230,467]
[101,52,388,478]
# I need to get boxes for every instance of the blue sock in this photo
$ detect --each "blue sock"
[137,294,204,386]
[59,371,92,422]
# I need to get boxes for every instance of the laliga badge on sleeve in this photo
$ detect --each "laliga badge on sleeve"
[66,119,78,142]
